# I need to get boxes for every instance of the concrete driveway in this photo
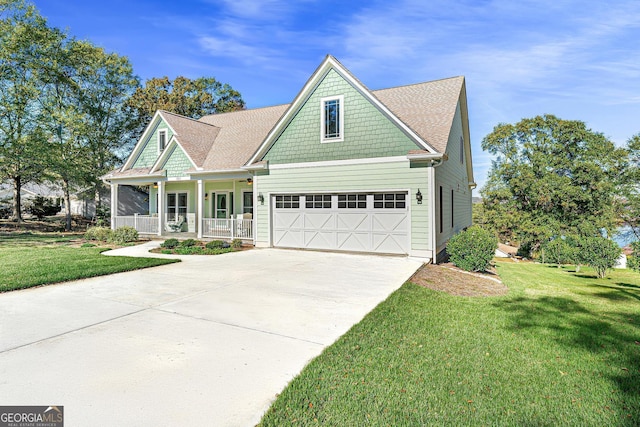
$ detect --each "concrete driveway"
[0,243,422,426]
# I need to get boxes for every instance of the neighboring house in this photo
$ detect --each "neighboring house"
[70,185,148,219]
[103,55,475,262]
[614,253,627,269]
[495,243,518,258]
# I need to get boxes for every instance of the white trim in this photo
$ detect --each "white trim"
[165,190,190,223]
[242,163,268,171]
[150,137,198,174]
[429,166,436,261]
[246,55,437,166]
[122,111,178,171]
[197,180,204,239]
[241,190,254,214]
[211,191,230,220]
[167,177,191,181]
[320,95,344,143]
[406,152,445,162]
[157,129,167,155]
[268,155,408,170]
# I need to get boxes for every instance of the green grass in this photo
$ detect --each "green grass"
[0,233,178,292]
[259,262,640,426]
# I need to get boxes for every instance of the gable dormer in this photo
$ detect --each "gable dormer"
[122,112,175,171]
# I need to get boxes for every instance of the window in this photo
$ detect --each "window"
[158,129,167,153]
[338,194,366,209]
[321,95,344,142]
[243,191,253,214]
[275,195,300,208]
[451,189,454,228]
[305,194,331,208]
[459,136,464,164]
[373,193,406,209]
[439,186,443,233]
[167,192,187,222]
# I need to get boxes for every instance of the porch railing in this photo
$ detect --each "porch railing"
[202,218,253,240]
[114,215,158,235]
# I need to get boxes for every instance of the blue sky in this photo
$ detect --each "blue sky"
[34,0,640,191]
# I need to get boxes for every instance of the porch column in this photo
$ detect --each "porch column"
[197,179,204,239]
[157,181,164,237]
[110,183,118,230]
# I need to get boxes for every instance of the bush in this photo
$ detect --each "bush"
[580,236,621,278]
[26,196,61,219]
[231,239,243,249]
[179,239,198,247]
[84,226,113,242]
[629,242,640,272]
[111,226,139,245]
[446,226,498,272]
[206,240,229,249]
[542,238,576,266]
[161,238,179,249]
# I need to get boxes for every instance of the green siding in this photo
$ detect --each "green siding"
[163,145,193,178]
[262,69,420,164]
[255,160,433,252]
[434,101,472,252]
[132,120,174,169]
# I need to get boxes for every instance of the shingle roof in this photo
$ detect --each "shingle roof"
[110,71,464,179]
[371,76,464,154]
[159,110,220,168]
[196,104,289,170]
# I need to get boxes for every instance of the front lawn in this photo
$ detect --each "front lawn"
[259,262,640,426]
[0,233,178,292]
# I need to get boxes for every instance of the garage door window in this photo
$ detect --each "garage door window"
[305,194,332,208]
[374,193,406,209]
[275,195,300,208]
[338,194,366,209]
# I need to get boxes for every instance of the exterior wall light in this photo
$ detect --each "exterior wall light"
[416,189,423,204]
[258,193,264,205]
[247,178,253,186]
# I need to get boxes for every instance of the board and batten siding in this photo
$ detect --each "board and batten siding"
[132,120,174,169]
[434,100,472,255]
[255,159,433,256]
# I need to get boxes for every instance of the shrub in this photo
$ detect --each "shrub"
[206,240,229,249]
[84,226,113,242]
[446,226,498,272]
[542,238,576,266]
[231,239,243,249]
[111,226,139,244]
[26,196,61,219]
[161,238,179,249]
[580,236,621,278]
[179,238,198,247]
[175,246,204,255]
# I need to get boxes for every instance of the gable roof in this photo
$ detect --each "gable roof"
[109,56,467,181]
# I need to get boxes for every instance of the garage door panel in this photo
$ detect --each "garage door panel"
[337,232,370,252]
[371,213,409,233]
[372,233,406,254]
[274,230,303,248]
[336,213,369,231]
[274,211,303,229]
[304,213,334,230]
[304,230,335,249]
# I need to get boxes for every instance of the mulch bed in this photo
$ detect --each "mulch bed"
[410,262,509,297]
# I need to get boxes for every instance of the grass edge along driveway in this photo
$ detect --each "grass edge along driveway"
[259,262,639,426]
[0,245,178,292]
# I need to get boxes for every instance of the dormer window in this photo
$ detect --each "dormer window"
[158,129,167,153]
[321,95,344,143]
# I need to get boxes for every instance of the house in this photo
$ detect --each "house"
[103,55,475,262]
[69,185,147,219]
[495,243,518,258]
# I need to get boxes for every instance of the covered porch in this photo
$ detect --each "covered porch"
[109,174,256,242]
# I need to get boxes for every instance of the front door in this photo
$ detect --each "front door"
[214,192,229,219]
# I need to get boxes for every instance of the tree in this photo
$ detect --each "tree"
[579,236,621,279]
[618,133,640,241]
[0,0,63,221]
[125,76,245,136]
[481,115,626,255]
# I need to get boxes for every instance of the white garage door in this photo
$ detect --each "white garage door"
[272,193,409,255]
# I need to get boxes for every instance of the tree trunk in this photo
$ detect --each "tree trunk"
[94,184,101,220]
[11,176,23,222]
[63,178,72,231]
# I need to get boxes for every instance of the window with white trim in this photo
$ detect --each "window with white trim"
[321,95,344,142]
[275,195,300,208]
[373,193,406,209]
[305,194,331,208]
[338,194,366,209]
[158,129,167,153]
[242,191,253,214]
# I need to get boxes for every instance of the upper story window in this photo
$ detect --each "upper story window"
[158,129,167,153]
[321,95,344,143]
